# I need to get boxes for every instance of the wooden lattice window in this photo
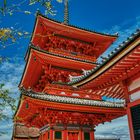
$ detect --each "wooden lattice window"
[84,132,90,140]
[55,131,62,140]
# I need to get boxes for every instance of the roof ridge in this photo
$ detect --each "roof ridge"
[36,12,118,38]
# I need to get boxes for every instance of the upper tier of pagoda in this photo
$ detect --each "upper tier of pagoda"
[30,13,118,63]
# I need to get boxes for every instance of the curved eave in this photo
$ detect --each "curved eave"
[19,46,95,88]
[15,93,126,129]
[31,45,96,64]
[36,13,118,39]
[13,93,24,120]
[25,12,118,61]
[20,88,125,109]
[17,95,126,115]
[71,30,140,88]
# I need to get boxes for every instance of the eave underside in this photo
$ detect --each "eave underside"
[20,47,94,90]
[14,94,126,129]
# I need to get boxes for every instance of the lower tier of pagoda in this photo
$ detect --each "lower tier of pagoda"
[13,89,126,140]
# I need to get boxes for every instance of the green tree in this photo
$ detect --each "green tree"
[0,83,16,121]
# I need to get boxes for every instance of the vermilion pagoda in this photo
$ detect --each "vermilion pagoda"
[12,5,140,140]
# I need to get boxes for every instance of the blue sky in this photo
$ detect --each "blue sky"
[0,0,140,139]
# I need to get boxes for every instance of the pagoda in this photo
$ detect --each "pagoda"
[12,1,140,140]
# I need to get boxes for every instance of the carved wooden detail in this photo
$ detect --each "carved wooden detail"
[34,29,97,62]
[34,65,81,92]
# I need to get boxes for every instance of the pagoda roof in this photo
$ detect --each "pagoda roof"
[67,29,140,98]
[30,13,118,59]
[19,46,95,89]
[14,91,126,129]
[14,87,126,122]
[34,13,118,38]
[32,13,118,39]
[20,87,125,109]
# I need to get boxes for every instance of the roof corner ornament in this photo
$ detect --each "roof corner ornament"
[64,0,69,25]
[82,69,92,76]
[114,32,119,36]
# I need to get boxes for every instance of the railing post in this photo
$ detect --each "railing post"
[90,129,95,140]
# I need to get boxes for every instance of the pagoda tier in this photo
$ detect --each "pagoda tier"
[70,29,140,99]
[30,13,117,63]
[13,88,125,140]
[20,47,99,99]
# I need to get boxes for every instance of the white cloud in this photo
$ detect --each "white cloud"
[98,16,140,62]
[95,116,130,140]
[0,59,24,92]
[0,58,24,139]
[0,134,12,140]
[0,122,13,130]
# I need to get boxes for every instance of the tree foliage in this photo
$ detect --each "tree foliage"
[0,83,16,136]
[0,0,62,61]
[0,27,30,48]
[0,0,63,48]
[0,84,16,121]
[0,0,63,16]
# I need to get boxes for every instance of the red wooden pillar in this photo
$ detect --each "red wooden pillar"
[44,131,48,140]
[44,133,46,140]
[68,133,72,140]
[63,129,67,140]
[127,99,140,140]
[50,129,54,140]
[82,131,84,140]
[90,130,95,140]
[121,81,130,104]
[39,132,47,140]
[127,107,135,140]
[73,133,76,140]
[75,133,78,140]
[79,129,84,140]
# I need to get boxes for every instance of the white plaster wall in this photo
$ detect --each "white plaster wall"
[128,77,140,91]
[130,90,140,102]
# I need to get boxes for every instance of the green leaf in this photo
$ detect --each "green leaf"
[9,12,13,16]
[12,38,16,42]
[24,31,29,35]
[24,11,31,14]
[56,0,63,3]
[17,32,23,36]
[29,0,40,5]
[0,83,4,88]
